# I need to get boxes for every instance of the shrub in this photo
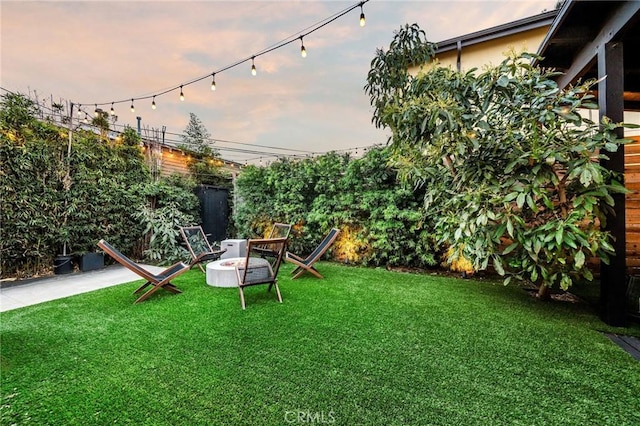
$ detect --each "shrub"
[234,148,439,268]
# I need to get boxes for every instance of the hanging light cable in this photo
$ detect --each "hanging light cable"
[152,96,157,110]
[211,73,216,91]
[300,36,307,58]
[75,1,370,112]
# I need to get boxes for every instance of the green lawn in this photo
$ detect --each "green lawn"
[1,263,639,425]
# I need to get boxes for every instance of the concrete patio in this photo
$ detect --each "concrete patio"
[0,264,164,312]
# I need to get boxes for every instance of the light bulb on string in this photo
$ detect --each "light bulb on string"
[180,86,185,101]
[300,36,307,58]
[84,112,89,124]
[359,3,366,27]
[77,105,82,117]
[110,103,115,116]
[152,96,156,110]
[251,57,257,76]
[211,73,216,91]
[94,104,99,117]
[130,99,135,113]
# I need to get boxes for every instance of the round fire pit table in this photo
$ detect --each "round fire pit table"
[205,257,270,287]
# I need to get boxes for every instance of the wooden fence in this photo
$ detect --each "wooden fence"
[626,136,640,274]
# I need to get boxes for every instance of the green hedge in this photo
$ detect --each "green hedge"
[234,149,439,268]
[0,93,199,278]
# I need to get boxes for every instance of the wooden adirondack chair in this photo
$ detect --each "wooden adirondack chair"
[285,228,339,279]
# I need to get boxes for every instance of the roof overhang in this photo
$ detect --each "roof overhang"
[436,10,558,54]
[536,0,640,110]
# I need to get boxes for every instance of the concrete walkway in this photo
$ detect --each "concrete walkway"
[0,264,164,313]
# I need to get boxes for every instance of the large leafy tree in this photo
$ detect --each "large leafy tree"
[366,25,632,298]
[365,23,436,129]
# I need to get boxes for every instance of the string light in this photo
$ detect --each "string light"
[74,1,369,114]
[84,112,89,124]
[94,104,99,117]
[0,85,380,165]
[300,36,307,58]
[152,96,157,110]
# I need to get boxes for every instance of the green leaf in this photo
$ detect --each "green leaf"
[560,274,572,291]
[505,192,519,202]
[502,242,518,255]
[497,75,509,87]
[526,194,537,212]
[580,168,592,187]
[583,268,594,281]
[604,142,619,152]
[493,256,505,276]
[555,228,563,245]
[574,250,585,269]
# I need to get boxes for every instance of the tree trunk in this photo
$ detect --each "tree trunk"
[537,283,551,301]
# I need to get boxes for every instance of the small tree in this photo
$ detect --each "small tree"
[366,25,633,298]
[91,109,110,142]
[179,112,229,186]
[181,112,212,152]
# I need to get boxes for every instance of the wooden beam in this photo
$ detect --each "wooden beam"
[599,41,627,327]
[557,1,640,89]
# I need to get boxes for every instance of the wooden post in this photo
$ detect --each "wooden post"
[598,41,627,327]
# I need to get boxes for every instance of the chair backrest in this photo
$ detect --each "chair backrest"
[266,223,292,239]
[304,228,340,264]
[180,226,214,258]
[239,237,288,285]
[97,239,156,282]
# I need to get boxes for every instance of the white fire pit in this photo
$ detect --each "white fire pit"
[205,257,271,288]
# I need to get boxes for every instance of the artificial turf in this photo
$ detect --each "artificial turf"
[1,262,639,425]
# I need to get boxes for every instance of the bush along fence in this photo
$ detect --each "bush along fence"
[234,148,441,270]
[0,93,201,278]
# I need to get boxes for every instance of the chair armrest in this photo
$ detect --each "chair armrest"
[286,252,304,262]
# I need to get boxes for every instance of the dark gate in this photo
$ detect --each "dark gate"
[195,185,229,244]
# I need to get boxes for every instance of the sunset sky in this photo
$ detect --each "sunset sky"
[1,0,558,164]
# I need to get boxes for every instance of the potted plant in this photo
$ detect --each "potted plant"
[53,104,75,275]
[53,228,74,275]
[78,251,104,272]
